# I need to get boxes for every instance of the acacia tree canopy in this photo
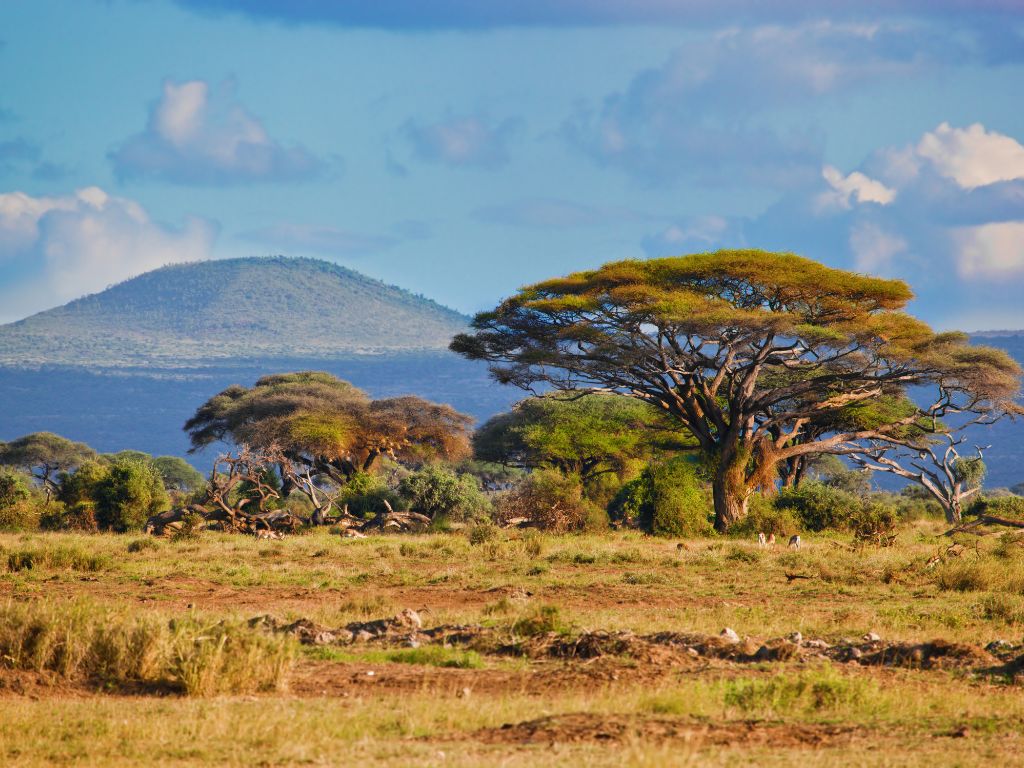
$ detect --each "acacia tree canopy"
[0,432,97,493]
[451,250,1021,531]
[184,371,473,494]
[474,392,694,481]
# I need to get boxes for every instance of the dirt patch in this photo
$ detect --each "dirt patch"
[469,712,862,748]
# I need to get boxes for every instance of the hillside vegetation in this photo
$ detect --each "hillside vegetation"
[0,257,469,366]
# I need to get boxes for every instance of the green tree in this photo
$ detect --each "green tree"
[0,432,96,498]
[94,458,170,532]
[474,392,692,483]
[184,372,473,504]
[152,456,206,494]
[452,250,1020,531]
[609,458,713,536]
[398,465,490,521]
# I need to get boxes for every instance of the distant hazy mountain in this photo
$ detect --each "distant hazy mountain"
[0,256,469,366]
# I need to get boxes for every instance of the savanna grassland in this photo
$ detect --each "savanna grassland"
[3,525,1024,767]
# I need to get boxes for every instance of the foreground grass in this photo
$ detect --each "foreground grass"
[3,526,1024,765]
[1,667,1022,766]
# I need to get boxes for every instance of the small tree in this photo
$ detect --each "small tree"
[94,458,170,532]
[184,372,473,504]
[474,392,691,483]
[398,466,490,521]
[0,432,96,499]
[152,456,206,494]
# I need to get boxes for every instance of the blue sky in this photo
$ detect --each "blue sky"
[1,1,1023,330]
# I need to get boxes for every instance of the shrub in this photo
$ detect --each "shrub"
[609,458,713,537]
[339,472,405,518]
[0,469,43,530]
[56,460,110,506]
[94,458,170,532]
[849,502,898,545]
[399,466,491,521]
[969,495,1024,520]
[776,481,862,532]
[728,494,801,537]
[495,470,588,533]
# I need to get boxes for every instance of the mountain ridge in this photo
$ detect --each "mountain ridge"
[0,256,469,367]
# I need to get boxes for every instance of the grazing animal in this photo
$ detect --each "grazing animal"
[757,532,767,548]
[255,529,284,541]
[788,534,801,550]
[767,533,776,547]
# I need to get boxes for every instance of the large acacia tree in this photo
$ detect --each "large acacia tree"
[451,250,1021,531]
[474,392,693,482]
[184,372,473,499]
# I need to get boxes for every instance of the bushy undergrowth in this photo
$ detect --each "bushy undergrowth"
[0,600,295,695]
[610,458,713,537]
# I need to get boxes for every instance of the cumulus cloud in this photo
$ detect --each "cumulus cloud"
[817,166,896,210]
[110,79,323,185]
[240,223,399,256]
[0,187,216,316]
[848,221,907,273]
[954,221,1024,278]
[914,122,1024,190]
[168,1,1024,30]
[402,114,521,169]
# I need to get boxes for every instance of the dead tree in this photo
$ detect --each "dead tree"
[852,434,987,525]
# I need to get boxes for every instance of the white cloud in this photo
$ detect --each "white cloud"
[849,221,907,273]
[818,165,896,210]
[0,187,216,314]
[402,114,522,168]
[110,79,323,184]
[916,122,1024,190]
[954,221,1024,278]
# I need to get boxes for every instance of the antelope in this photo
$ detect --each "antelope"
[788,534,801,550]
[767,533,776,547]
[757,532,767,548]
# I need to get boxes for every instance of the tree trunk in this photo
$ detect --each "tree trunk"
[712,450,749,532]
[946,497,962,526]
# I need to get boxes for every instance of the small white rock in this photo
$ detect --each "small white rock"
[863,632,881,643]
[789,631,803,644]
[720,627,741,644]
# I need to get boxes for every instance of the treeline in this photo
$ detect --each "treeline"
[3,376,1023,539]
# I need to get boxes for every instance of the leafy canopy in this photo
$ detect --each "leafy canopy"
[474,392,692,481]
[184,371,473,481]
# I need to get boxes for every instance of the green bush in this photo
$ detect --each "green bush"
[94,458,170,532]
[728,494,801,537]
[398,466,491,521]
[776,481,862,532]
[339,472,405,518]
[609,458,713,537]
[969,495,1024,520]
[0,469,43,530]
[495,470,590,533]
[56,460,110,506]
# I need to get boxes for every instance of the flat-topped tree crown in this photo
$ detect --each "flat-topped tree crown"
[185,371,473,491]
[452,249,1021,531]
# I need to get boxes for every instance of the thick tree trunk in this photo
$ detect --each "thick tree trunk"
[712,450,749,533]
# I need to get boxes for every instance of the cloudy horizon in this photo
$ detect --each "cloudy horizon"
[1,0,1022,330]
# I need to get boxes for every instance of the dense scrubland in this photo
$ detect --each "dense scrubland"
[3,250,1024,766]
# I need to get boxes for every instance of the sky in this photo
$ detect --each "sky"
[0,1,1023,330]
